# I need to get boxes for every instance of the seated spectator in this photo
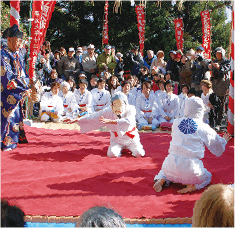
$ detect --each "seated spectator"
[40,82,64,122]
[150,50,167,74]
[58,81,74,117]
[46,69,58,86]
[1,200,25,227]
[136,81,160,130]
[192,184,234,227]
[76,206,126,227]
[53,50,61,68]
[200,80,221,128]
[144,50,156,71]
[59,47,67,57]
[152,71,161,93]
[68,76,76,92]
[115,52,125,82]
[178,84,189,118]
[158,80,179,124]
[137,66,150,83]
[121,81,136,106]
[70,79,92,118]
[91,78,111,112]
[108,75,121,97]
[87,74,98,91]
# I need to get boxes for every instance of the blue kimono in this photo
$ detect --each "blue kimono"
[1,46,29,150]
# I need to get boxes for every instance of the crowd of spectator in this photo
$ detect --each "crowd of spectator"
[12,39,231,131]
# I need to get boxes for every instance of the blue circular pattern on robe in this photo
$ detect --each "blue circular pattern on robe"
[178,118,198,134]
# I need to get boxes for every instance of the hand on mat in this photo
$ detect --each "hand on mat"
[223,133,232,143]
[99,116,110,124]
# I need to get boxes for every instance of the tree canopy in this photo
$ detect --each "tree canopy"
[1,1,232,60]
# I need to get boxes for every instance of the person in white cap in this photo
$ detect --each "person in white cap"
[153,96,232,194]
[57,47,80,82]
[76,91,145,158]
[97,45,117,76]
[75,47,83,64]
[81,44,98,83]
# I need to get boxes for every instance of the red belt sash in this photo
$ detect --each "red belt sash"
[142,110,152,113]
[79,104,86,107]
[113,127,136,139]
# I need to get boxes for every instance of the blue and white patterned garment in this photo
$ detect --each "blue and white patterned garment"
[155,97,228,190]
[1,45,29,150]
[178,93,187,118]
[91,88,111,112]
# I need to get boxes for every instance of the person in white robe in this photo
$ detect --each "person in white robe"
[70,79,92,118]
[58,81,74,117]
[136,81,160,130]
[158,80,179,124]
[178,84,189,118]
[155,79,166,106]
[76,91,145,158]
[126,75,142,98]
[121,81,136,106]
[91,78,111,112]
[153,96,231,194]
[40,82,64,122]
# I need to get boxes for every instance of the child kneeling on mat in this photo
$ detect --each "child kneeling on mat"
[153,96,231,194]
[76,91,145,158]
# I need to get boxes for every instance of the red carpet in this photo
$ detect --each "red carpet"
[1,125,234,219]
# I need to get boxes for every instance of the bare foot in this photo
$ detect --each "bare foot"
[177,184,196,194]
[153,178,165,192]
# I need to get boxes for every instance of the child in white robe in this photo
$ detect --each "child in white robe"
[70,79,92,118]
[40,82,64,122]
[58,81,74,117]
[91,78,111,112]
[77,91,145,158]
[178,84,189,118]
[136,81,160,130]
[121,81,136,106]
[153,96,231,194]
[158,80,179,124]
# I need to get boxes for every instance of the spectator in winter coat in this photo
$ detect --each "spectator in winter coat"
[150,50,167,74]
[144,50,156,71]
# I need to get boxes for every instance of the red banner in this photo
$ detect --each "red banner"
[174,18,184,51]
[102,0,109,45]
[10,0,20,26]
[29,1,43,79]
[39,0,56,47]
[200,10,211,59]
[135,5,145,56]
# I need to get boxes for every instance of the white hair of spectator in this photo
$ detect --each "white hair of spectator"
[61,81,70,90]
[147,50,154,54]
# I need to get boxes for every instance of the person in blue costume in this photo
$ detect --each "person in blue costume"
[1,24,29,151]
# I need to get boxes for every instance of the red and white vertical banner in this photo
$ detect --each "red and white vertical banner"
[228,5,234,135]
[200,10,211,59]
[174,18,184,51]
[39,0,56,47]
[102,0,109,45]
[10,0,20,26]
[29,1,43,79]
[135,5,145,56]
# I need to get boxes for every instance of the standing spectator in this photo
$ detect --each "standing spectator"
[75,47,83,63]
[150,50,167,74]
[53,50,61,69]
[97,45,117,76]
[81,44,98,83]
[209,47,231,126]
[166,50,176,72]
[59,47,67,58]
[124,46,144,76]
[144,50,156,71]
[115,52,125,82]
[57,47,80,83]
[200,80,221,128]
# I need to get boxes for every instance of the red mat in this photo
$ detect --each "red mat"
[1,125,234,219]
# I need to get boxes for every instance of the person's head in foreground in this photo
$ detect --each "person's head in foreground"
[111,91,128,118]
[1,199,25,227]
[77,206,127,227]
[192,184,234,227]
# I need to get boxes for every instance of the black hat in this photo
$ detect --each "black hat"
[188,87,196,95]
[2,27,10,38]
[8,24,23,38]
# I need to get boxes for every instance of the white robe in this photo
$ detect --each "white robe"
[154,117,227,190]
[178,93,188,118]
[70,89,92,115]
[58,91,74,116]
[158,92,179,123]
[124,92,136,106]
[78,105,145,158]
[91,88,111,112]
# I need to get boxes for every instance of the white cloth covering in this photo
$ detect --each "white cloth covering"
[70,89,92,115]
[78,105,145,158]
[154,97,227,190]
[91,88,111,112]
[124,92,136,106]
